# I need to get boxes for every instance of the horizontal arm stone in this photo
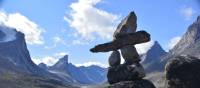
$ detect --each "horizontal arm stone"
[90,31,151,52]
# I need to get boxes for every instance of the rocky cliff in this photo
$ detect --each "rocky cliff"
[0,25,77,88]
[0,25,44,74]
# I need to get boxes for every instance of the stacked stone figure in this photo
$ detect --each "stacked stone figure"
[90,11,153,86]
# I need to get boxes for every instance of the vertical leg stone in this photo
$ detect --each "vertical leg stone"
[120,45,140,65]
[109,50,121,67]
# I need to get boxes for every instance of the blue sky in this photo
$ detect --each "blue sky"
[0,0,199,67]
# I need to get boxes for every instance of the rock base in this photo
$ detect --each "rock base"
[106,79,156,88]
[165,55,200,88]
[107,64,145,84]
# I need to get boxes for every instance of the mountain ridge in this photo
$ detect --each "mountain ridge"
[171,16,200,55]
[48,55,107,84]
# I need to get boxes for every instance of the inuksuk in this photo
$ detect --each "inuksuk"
[90,11,155,88]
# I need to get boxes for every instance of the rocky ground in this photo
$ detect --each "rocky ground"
[0,71,78,88]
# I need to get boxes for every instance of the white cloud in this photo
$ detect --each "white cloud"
[168,36,181,49]
[44,36,66,49]
[0,11,44,45]
[32,51,69,66]
[65,0,120,44]
[180,7,196,20]
[75,61,108,68]
[44,46,53,50]
[135,40,154,54]
[53,36,66,46]
[72,39,89,45]
[32,56,59,66]
[54,36,63,44]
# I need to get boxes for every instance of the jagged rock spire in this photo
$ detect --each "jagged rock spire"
[50,55,69,72]
[142,41,166,65]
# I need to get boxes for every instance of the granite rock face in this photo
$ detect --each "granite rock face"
[172,16,200,55]
[0,26,50,75]
[106,80,156,88]
[165,55,200,88]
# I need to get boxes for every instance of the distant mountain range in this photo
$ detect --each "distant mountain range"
[0,25,107,88]
[44,55,107,84]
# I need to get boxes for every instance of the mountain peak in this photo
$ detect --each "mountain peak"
[59,55,68,63]
[172,16,200,54]
[153,41,159,46]
[54,55,68,67]
[50,55,69,71]
[38,63,48,70]
[186,16,200,43]
[150,41,164,51]
[142,41,166,65]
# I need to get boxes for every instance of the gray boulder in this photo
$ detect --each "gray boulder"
[165,55,200,88]
[109,50,121,67]
[113,11,137,39]
[121,45,140,65]
[107,64,145,84]
[106,79,156,88]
